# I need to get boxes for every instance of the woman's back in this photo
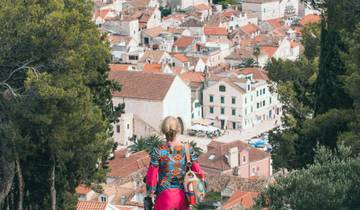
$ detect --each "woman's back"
[151,143,197,194]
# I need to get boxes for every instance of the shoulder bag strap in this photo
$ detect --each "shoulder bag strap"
[185,143,192,170]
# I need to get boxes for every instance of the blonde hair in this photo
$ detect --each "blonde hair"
[161,116,181,141]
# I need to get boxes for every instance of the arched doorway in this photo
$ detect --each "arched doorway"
[177,117,184,134]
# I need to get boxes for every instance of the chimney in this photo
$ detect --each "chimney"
[227,147,239,168]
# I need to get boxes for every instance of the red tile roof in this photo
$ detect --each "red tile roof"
[300,14,321,26]
[108,149,150,177]
[223,191,259,209]
[204,26,228,36]
[173,53,189,63]
[199,140,270,172]
[94,9,110,19]
[174,36,195,48]
[109,71,175,101]
[180,72,205,83]
[261,46,278,58]
[238,68,269,80]
[109,64,129,72]
[172,67,184,74]
[266,18,283,29]
[194,3,211,10]
[241,24,259,34]
[75,184,92,195]
[143,26,165,37]
[77,201,107,210]
[143,63,162,73]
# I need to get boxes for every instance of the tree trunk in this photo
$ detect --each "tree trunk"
[15,154,24,210]
[50,160,56,210]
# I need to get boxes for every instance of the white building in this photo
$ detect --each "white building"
[202,69,281,130]
[110,71,191,136]
[242,0,298,21]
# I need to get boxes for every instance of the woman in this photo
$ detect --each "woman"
[145,116,205,210]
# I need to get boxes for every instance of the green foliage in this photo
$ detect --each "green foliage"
[267,0,360,169]
[301,23,321,60]
[128,135,165,153]
[256,145,360,210]
[0,0,123,209]
[8,71,113,209]
[159,6,171,17]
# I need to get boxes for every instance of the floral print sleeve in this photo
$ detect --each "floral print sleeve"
[146,148,160,195]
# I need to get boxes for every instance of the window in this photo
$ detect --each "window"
[256,91,259,96]
[232,108,236,116]
[219,85,226,92]
[257,103,260,109]
[251,106,253,112]
[263,88,266,94]
[232,122,236,129]
[245,108,247,115]
[251,95,253,101]
[245,97,247,104]
[100,195,107,202]
[116,125,120,133]
[210,106,214,114]
[232,97,236,104]
[221,96,225,104]
[221,107,225,115]
[127,124,130,129]
[247,84,251,91]
[270,97,272,104]
[243,156,246,162]
[192,113,194,118]
[210,95,214,103]
[263,100,265,106]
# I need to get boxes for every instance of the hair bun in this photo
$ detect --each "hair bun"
[161,116,181,141]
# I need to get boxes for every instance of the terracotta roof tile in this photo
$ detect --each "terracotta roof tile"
[174,36,195,48]
[180,72,204,83]
[108,149,150,177]
[139,50,166,63]
[194,3,211,10]
[266,18,283,29]
[238,68,269,80]
[143,63,162,73]
[173,53,189,63]
[110,64,129,71]
[172,67,184,74]
[109,71,175,101]
[300,14,321,26]
[199,140,270,172]
[223,191,259,209]
[204,26,228,36]
[241,23,259,34]
[143,26,165,37]
[75,184,92,194]
[261,46,278,57]
[77,201,107,210]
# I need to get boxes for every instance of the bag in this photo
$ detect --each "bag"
[183,143,206,206]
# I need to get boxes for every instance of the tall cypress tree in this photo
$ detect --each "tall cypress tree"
[314,0,353,115]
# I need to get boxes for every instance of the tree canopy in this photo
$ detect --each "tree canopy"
[256,145,360,210]
[0,0,123,209]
